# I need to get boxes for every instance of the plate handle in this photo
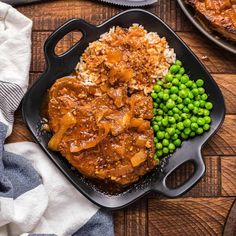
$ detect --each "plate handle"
[44,19,95,69]
[152,143,205,197]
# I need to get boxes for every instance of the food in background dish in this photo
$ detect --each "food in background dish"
[47,25,176,186]
[185,0,236,42]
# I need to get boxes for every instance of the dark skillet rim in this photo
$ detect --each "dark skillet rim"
[177,0,236,54]
[22,9,226,209]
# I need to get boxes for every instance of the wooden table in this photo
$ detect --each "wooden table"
[9,0,236,235]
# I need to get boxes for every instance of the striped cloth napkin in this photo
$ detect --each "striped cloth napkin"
[0,2,113,236]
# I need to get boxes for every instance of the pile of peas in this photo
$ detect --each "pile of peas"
[151,60,213,161]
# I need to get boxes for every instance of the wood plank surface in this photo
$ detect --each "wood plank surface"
[148,198,235,236]
[17,0,194,31]
[221,157,236,197]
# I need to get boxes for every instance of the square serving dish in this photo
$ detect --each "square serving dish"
[22,9,225,209]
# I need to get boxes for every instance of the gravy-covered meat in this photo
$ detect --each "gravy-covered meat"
[48,76,157,185]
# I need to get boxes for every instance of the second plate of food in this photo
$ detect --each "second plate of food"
[22,9,225,209]
[177,0,236,54]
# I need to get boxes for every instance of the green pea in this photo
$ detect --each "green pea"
[178,67,185,75]
[157,110,164,115]
[198,87,205,95]
[156,143,163,150]
[184,128,191,135]
[168,117,176,124]
[174,139,181,147]
[203,124,210,131]
[165,132,170,139]
[168,110,173,116]
[184,98,191,105]
[183,119,191,128]
[170,65,180,74]
[180,75,189,84]
[173,107,180,114]
[181,133,188,139]
[163,106,168,113]
[175,74,182,80]
[168,143,176,151]
[179,84,186,90]
[179,90,188,98]
[155,116,162,122]
[162,139,169,146]
[195,95,201,101]
[204,110,210,116]
[153,85,161,93]
[205,102,213,110]
[189,131,196,137]
[156,150,163,157]
[176,129,181,135]
[204,116,212,124]
[188,103,194,110]
[158,91,164,99]
[153,125,159,132]
[177,122,184,130]
[183,107,189,113]
[190,116,198,123]
[174,114,180,121]
[153,108,157,115]
[159,103,164,109]
[157,131,165,139]
[177,97,183,104]
[170,94,178,101]
[154,137,158,143]
[199,100,206,108]
[153,102,158,108]
[191,84,197,89]
[177,103,184,110]
[193,107,199,115]
[191,122,198,131]
[151,92,158,99]
[166,99,175,109]
[192,88,199,96]
[186,80,193,88]
[193,101,200,107]
[196,127,204,135]
[163,147,169,155]
[181,113,189,120]
[163,93,169,101]
[201,93,208,100]
[162,118,168,127]
[197,118,205,126]
[154,153,159,160]
[175,60,183,66]
[157,80,164,86]
[188,91,194,99]
[172,133,179,140]
[167,127,175,136]
[172,78,179,86]
[196,79,204,87]
[165,73,173,82]
[170,86,179,94]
